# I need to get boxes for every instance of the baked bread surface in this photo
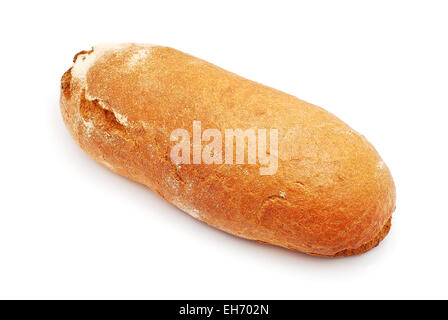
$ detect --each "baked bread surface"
[60,43,396,257]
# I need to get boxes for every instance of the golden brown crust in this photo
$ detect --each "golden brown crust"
[322,217,391,257]
[60,44,396,257]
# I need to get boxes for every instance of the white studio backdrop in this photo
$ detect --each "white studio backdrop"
[0,1,447,299]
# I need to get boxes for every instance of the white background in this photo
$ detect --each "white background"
[0,1,447,299]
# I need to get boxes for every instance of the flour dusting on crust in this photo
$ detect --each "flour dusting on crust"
[72,43,155,82]
[173,200,201,220]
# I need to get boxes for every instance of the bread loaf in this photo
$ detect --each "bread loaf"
[60,43,396,257]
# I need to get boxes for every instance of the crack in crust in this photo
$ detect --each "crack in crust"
[79,90,128,137]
